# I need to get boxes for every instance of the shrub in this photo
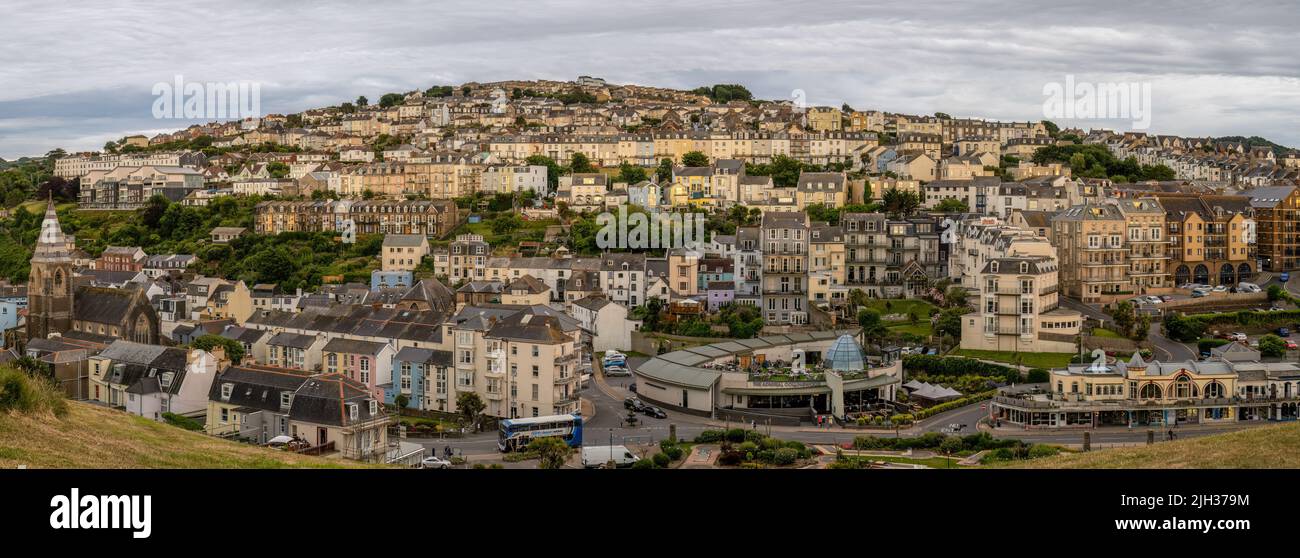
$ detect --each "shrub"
[738,441,759,454]
[717,448,743,466]
[784,440,806,452]
[0,367,68,417]
[694,430,725,443]
[162,412,203,431]
[981,448,1015,463]
[938,435,964,455]
[1027,444,1060,459]
[744,430,766,444]
[773,447,798,466]
[1025,368,1050,383]
[725,428,747,443]
[652,452,671,468]
[632,458,656,469]
[756,449,776,463]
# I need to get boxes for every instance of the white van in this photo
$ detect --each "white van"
[581,445,640,468]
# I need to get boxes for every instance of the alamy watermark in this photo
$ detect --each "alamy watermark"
[596,206,706,251]
[152,74,261,119]
[1042,75,1151,130]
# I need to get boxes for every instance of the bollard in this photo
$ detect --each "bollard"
[1147,429,1154,445]
[669,423,677,443]
[1082,431,1090,452]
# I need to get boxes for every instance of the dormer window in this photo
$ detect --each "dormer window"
[281,392,292,409]
[221,383,233,400]
[348,403,359,420]
[368,400,378,416]
[160,372,174,389]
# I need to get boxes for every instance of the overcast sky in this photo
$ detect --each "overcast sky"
[2,0,1297,159]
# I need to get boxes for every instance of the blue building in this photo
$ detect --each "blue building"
[384,346,453,411]
[371,270,414,290]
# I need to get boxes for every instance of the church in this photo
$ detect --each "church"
[27,199,160,345]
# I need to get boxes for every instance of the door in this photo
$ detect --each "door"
[681,389,688,408]
[317,427,328,447]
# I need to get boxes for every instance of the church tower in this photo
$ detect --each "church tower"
[27,197,74,341]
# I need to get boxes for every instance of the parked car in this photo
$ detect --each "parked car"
[1277,327,1291,337]
[641,406,667,419]
[1282,273,1291,282]
[1191,289,1209,298]
[581,445,640,468]
[1160,295,1174,302]
[624,397,644,411]
[1287,340,1298,350]
[421,456,452,470]
[1145,295,1163,304]
[1231,332,1248,342]
[1212,285,1229,293]
[605,365,631,377]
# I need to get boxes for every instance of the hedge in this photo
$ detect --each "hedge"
[903,354,1020,383]
[912,390,996,421]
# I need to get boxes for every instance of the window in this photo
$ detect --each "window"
[348,403,359,420]
[368,400,378,415]
[531,345,539,357]
[221,383,233,400]
[280,392,292,408]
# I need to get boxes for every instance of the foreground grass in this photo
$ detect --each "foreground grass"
[0,401,383,468]
[953,349,1074,369]
[1010,422,1300,469]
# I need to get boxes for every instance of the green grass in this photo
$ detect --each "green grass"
[861,299,938,320]
[1091,328,1124,338]
[835,455,966,468]
[887,322,933,337]
[0,400,386,469]
[953,349,1075,369]
[1010,422,1300,468]
[451,216,557,250]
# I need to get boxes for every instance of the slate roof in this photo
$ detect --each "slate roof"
[290,373,382,427]
[321,337,389,356]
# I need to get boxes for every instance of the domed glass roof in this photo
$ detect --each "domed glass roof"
[824,334,865,372]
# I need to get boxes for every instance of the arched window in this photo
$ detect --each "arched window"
[1204,381,1225,399]
[1139,383,1162,399]
[1174,375,1197,398]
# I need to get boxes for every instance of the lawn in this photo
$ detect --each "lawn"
[860,299,938,320]
[451,216,557,250]
[0,401,385,468]
[1008,421,1300,469]
[953,349,1075,369]
[887,322,933,337]
[1090,328,1124,338]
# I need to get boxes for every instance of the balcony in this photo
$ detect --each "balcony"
[554,374,577,385]
[554,352,579,365]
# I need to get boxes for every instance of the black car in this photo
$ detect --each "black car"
[641,406,667,419]
[624,397,645,411]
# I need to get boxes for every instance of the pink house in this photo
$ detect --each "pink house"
[322,338,395,399]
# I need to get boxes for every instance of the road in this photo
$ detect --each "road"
[1060,294,1196,361]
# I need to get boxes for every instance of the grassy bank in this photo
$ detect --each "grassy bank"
[1010,422,1300,469]
[0,401,383,468]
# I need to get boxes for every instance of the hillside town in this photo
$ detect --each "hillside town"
[5,75,1300,470]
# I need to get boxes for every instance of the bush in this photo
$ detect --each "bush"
[773,447,798,466]
[1259,334,1286,358]
[652,452,671,468]
[1025,368,1050,383]
[632,458,656,469]
[694,430,725,443]
[1027,444,1060,459]
[738,441,759,454]
[756,449,776,463]
[162,412,203,431]
[903,354,1019,383]
[725,428,747,443]
[0,367,68,417]
[939,435,964,455]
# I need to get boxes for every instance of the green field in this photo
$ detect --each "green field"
[1090,328,1124,338]
[953,349,1075,369]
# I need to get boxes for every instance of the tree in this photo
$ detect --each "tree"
[394,393,410,409]
[1111,301,1136,338]
[935,308,966,340]
[944,286,969,308]
[569,152,595,174]
[1259,334,1286,358]
[857,308,888,350]
[491,213,523,235]
[526,437,574,469]
[356,95,369,107]
[1131,314,1151,343]
[881,188,920,216]
[456,392,486,430]
[681,151,709,167]
[267,162,290,179]
[1267,284,1286,302]
[1041,120,1060,138]
[655,158,674,183]
[616,162,648,184]
[934,198,969,213]
[378,92,405,108]
[191,334,246,364]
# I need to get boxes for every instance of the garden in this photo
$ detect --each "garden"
[692,429,816,468]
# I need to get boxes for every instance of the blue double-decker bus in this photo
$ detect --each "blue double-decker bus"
[497,414,583,452]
